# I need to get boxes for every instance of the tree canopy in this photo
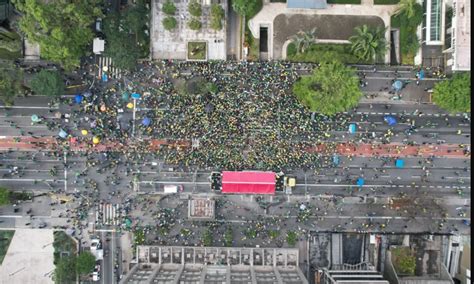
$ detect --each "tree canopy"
[76,251,96,275]
[292,60,362,115]
[432,72,471,113]
[53,255,77,284]
[349,25,387,63]
[12,0,102,70]
[232,0,262,17]
[210,4,225,30]
[291,28,317,54]
[0,65,24,106]
[30,70,64,97]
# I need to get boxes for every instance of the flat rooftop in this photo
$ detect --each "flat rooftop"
[453,0,471,70]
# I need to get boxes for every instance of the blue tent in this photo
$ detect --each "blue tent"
[102,73,108,82]
[31,114,40,122]
[348,123,357,134]
[384,115,397,126]
[58,129,67,139]
[419,70,425,80]
[142,117,151,126]
[392,80,403,92]
[131,93,141,100]
[395,159,405,168]
[74,94,83,104]
[332,154,340,166]
[356,178,365,187]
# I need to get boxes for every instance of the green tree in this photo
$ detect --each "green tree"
[396,0,417,18]
[202,229,213,246]
[187,18,202,30]
[292,60,362,115]
[30,70,64,97]
[104,13,141,70]
[291,28,317,54]
[125,0,149,42]
[349,25,387,63]
[0,187,10,205]
[210,4,225,30]
[432,72,471,113]
[232,0,262,17]
[162,16,177,30]
[53,255,77,284]
[286,231,298,246]
[224,227,233,246]
[0,65,23,106]
[162,1,177,15]
[188,0,202,17]
[76,251,96,275]
[12,0,102,70]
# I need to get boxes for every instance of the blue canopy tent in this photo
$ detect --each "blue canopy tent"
[74,94,83,104]
[131,93,141,100]
[395,159,405,168]
[332,154,340,166]
[142,117,151,126]
[356,178,365,187]
[58,129,68,139]
[348,123,357,134]
[419,70,425,80]
[102,73,108,82]
[392,80,403,92]
[384,115,397,126]
[31,114,40,122]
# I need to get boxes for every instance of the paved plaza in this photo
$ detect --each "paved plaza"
[151,0,227,60]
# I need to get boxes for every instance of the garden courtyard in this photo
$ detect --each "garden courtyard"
[248,1,398,62]
[151,0,227,60]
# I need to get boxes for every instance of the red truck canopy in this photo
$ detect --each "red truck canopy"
[222,171,276,194]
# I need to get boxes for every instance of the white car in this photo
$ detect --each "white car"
[92,264,101,281]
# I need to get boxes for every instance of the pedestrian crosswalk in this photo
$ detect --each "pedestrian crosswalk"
[97,56,122,79]
[96,202,121,226]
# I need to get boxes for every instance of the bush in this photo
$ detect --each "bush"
[327,0,361,3]
[391,3,423,64]
[210,4,225,30]
[188,0,202,17]
[162,16,177,30]
[30,70,64,97]
[232,0,262,18]
[286,231,298,246]
[187,18,202,30]
[162,1,176,15]
[0,187,10,205]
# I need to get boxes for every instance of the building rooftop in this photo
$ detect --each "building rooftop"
[453,0,471,70]
[120,246,307,284]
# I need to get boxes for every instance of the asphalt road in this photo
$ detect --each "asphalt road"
[0,64,471,244]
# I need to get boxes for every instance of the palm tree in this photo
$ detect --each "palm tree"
[349,25,388,63]
[396,0,417,18]
[291,27,317,54]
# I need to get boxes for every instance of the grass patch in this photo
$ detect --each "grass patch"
[53,231,77,265]
[0,30,22,60]
[286,42,370,64]
[187,42,207,60]
[327,0,361,4]
[374,0,400,4]
[391,247,416,276]
[0,230,15,265]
